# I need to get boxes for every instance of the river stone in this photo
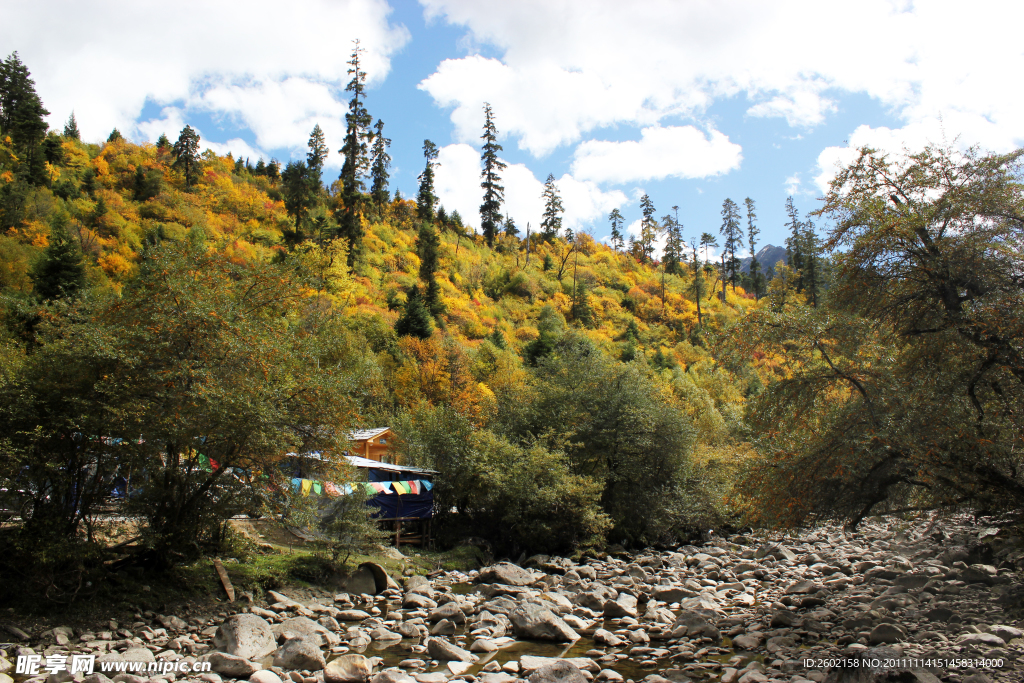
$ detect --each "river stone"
[477,562,535,586]
[273,616,338,647]
[369,673,416,683]
[403,594,437,610]
[991,625,1023,641]
[527,661,586,683]
[769,611,798,628]
[593,629,624,647]
[273,636,326,670]
[249,672,283,683]
[509,603,579,642]
[213,614,277,661]
[652,586,696,602]
[958,633,1005,647]
[425,638,477,663]
[122,647,156,663]
[324,655,372,683]
[207,653,262,678]
[429,603,466,623]
[784,580,820,594]
[672,610,721,642]
[157,615,188,632]
[731,634,760,650]
[869,624,906,644]
[603,593,638,618]
[924,607,953,622]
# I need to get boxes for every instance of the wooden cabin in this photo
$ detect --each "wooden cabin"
[348,427,396,464]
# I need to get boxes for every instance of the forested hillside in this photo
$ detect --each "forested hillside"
[2,49,1021,597]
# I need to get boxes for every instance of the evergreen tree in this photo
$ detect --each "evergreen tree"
[609,208,625,251]
[171,125,202,189]
[540,174,563,241]
[720,197,742,290]
[31,214,85,300]
[479,103,506,248]
[395,286,434,339]
[570,279,595,327]
[254,157,266,175]
[503,213,519,238]
[0,52,49,154]
[339,41,373,265]
[267,158,281,182]
[700,232,718,265]
[417,219,444,316]
[486,327,507,349]
[784,196,805,292]
[639,194,657,263]
[156,133,171,150]
[745,197,761,300]
[281,160,313,242]
[63,112,80,140]
[107,128,123,143]
[801,218,823,307]
[306,123,328,189]
[662,206,684,275]
[369,119,391,218]
[417,140,439,222]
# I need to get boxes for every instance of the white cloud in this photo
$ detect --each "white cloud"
[433,143,626,234]
[571,126,742,184]
[419,0,1024,159]
[3,0,409,152]
[784,174,801,196]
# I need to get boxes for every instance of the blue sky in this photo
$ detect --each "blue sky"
[7,0,1024,254]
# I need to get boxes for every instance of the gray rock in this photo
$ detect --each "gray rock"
[425,638,477,663]
[273,636,326,670]
[651,586,696,603]
[784,580,820,594]
[923,607,953,622]
[509,603,579,642]
[593,629,624,647]
[324,655,372,683]
[868,623,907,644]
[369,673,416,683]
[990,624,1023,642]
[672,610,721,643]
[207,652,262,678]
[602,593,638,618]
[527,661,587,683]
[273,616,339,647]
[249,672,283,683]
[770,611,798,628]
[213,614,277,661]
[428,603,466,623]
[958,633,1005,647]
[731,634,761,650]
[121,648,155,663]
[157,615,188,632]
[402,594,437,610]
[476,562,536,586]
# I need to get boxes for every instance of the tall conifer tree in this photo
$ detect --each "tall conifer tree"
[171,125,201,189]
[63,112,80,140]
[745,197,762,300]
[417,140,439,222]
[720,198,742,290]
[369,119,391,218]
[540,174,563,241]
[609,209,625,251]
[339,40,372,265]
[479,103,506,248]
[639,194,657,263]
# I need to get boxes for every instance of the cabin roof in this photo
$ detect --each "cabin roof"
[348,427,390,442]
[344,455,436,475]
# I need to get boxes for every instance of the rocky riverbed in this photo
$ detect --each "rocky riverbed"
[2,514,1023,683]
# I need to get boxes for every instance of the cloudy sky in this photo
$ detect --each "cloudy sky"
[5,0,1023,251]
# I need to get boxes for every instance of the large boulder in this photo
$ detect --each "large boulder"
[324,655,372,683]
[509,603,579,642]
[476,562,536,586]
[273,616,339,647]
[273,637,326,671]
[425,638,478,663]
[213,614,277,661]
[527,661,587,683]
[207,653,262,678]
[672,610,721,643]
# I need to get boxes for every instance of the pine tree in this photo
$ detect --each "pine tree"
[306,123,328,189]
[282,160,313,242]
[720,198,742,290]
[639,194,657,263]
[745,197,762,300]
[0,53,49,151]
[479,103,506,248]
[107,128,123,143]
[339,40,373,265]
[171,125,202,189]
[254,157,267,176]
[31,214,85,300]
[540,174,563,241]
[266,159,281,182]
[156,133,171,150]
[395,285,434,339]
[369,119,391,218]
[63,112,80,140]
[784,196,805,292]
[609,209,625,251]
[801,219,823,307]
[570,279,595,327]
[417,140,439,222]
[503,213,519,238]
[662,207,684,275]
